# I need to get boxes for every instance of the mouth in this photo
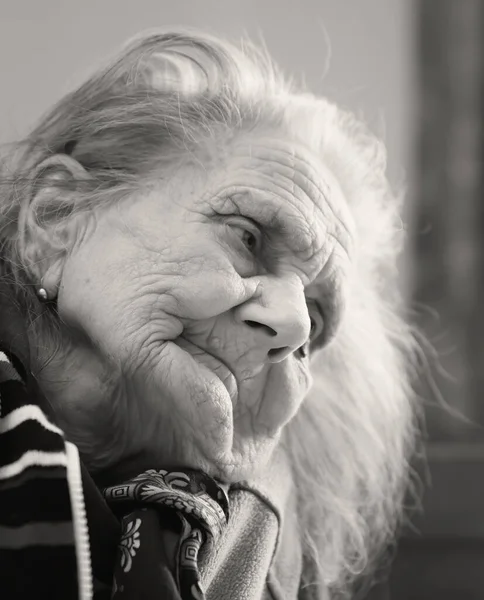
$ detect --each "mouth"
[176,337,239,404]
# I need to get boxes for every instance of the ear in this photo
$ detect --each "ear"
[20,154,91,297]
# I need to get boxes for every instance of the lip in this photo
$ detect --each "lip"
[178,337,239,404]
[239,363,265,380]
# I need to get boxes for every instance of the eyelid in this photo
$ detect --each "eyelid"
[227,215,262,233]
[211,206,264,242]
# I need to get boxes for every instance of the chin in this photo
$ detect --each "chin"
[209,430,281,484]
[157,416,276,485]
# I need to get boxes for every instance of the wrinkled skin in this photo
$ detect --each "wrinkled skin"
[38,133,354,483]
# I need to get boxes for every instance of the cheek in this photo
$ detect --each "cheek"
[59,272,183,372]
[59,234,250,370]
[58,236,185,368]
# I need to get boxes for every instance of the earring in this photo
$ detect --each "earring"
[37,287,49,301]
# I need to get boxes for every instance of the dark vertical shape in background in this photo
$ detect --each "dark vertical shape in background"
[388,3,484,598]
[413,0,484,441]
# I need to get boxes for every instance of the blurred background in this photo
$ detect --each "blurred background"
[1,1,482,598]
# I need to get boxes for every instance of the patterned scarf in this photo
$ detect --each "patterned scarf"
[102,469,230,600]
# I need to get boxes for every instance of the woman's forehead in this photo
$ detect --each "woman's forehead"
[204,130,351,214]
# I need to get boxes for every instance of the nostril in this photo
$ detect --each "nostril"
[268,346,289,358]
[244,320,277,337]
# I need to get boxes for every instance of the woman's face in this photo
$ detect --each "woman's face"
[52,131,354,482]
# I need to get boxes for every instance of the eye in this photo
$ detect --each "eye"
[230,220,261,255]
[296,300,324,360]
[308,301,324,342]
[241,229,258,252]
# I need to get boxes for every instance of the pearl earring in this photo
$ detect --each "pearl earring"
[37,287,49,301]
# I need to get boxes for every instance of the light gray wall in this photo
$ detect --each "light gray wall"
[0,0,415,186]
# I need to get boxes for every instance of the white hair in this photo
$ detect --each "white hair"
[0,29,418,598]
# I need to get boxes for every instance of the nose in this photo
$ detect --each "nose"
[234,275,310,363]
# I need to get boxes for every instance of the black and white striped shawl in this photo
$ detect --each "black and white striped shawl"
[0,348,91,599]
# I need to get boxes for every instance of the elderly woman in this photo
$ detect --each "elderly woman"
[0,30,416,600]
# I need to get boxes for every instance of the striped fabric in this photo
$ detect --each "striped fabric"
[0,349,88,599]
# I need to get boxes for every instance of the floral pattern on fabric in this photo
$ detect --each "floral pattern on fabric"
[119,518,141,573]
[103,468,229,600]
